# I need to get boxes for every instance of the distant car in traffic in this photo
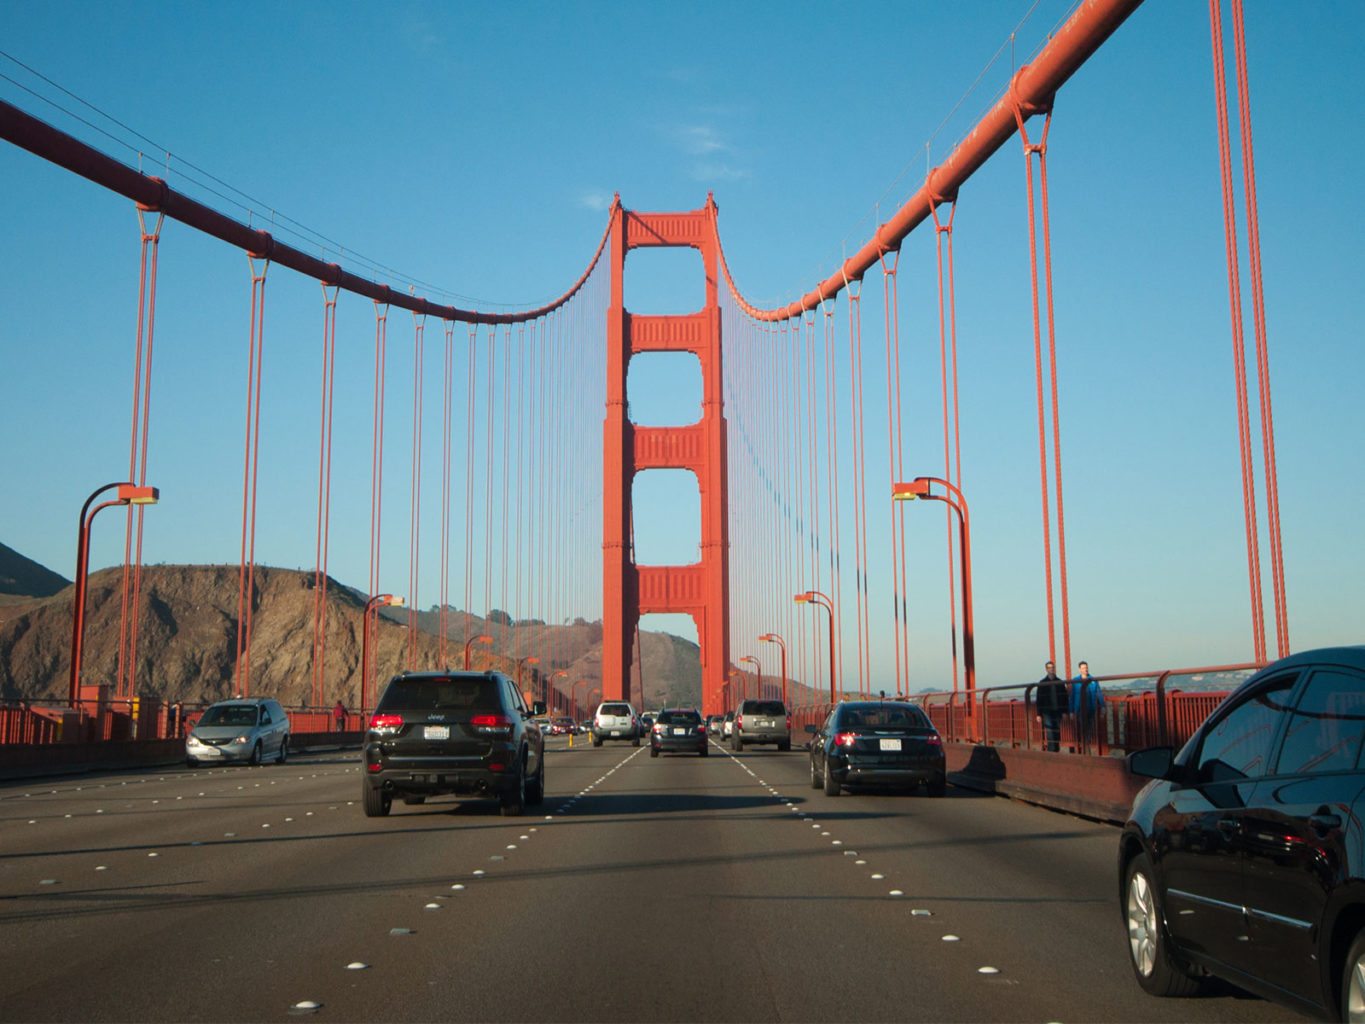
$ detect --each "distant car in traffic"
[592,701,641,747]
[185,698,290,767]
[807,701,945,796]
[706,714,723,736]
[1119,646,1365,1021]
[639,714,655,736]
[731,699,791,752]
[551,716,576,736]
[650,708,708,757]
[722,711,735,739]
[361,670,546,817]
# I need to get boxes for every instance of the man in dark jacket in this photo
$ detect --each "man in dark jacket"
[1035,661,1067,753]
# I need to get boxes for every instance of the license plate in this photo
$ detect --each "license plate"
[200,747,221,757]
[424,725,450,740]
[879,738,902,751]
[673,728,687,736]
[611,730,622,737]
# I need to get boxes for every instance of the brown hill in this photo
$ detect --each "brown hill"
[0,563,701,710]
[0,541,70,599]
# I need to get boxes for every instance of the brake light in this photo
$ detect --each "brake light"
[653,723,663,734]
[369,713,403,735]
[835,732,858,747]
[925,734,942,746]
[471,714,513,735]
[735,714,744,730]
[696,725,707,734]
[786,715,793,731]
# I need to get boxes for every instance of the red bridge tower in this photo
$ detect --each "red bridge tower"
[601,196,730,715]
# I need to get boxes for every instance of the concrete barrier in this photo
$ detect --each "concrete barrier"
[946,740,1144,824]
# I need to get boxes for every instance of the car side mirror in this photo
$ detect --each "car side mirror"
[532,700,547,716]
[804,724,818,735]
[1128,746,1176,781]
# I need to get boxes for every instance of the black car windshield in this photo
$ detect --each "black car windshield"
[838,705,930,730]
[377,677,499,712]
[659,711,701,725]
[742,701,785,715]
[199,705,258,727]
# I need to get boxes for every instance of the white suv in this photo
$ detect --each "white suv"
[592,701,641,747]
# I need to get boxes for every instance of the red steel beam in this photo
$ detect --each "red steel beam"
[0,99,613,326]
[720,0,1144,320]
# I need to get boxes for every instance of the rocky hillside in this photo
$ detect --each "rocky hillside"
[0,562,702,710]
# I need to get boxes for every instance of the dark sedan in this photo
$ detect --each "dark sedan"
[1119,646,1365,1021]
[649,708,709,757]
[807,701,945,796]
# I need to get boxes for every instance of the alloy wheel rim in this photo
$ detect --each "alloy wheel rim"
[1127,871,1157,977]
[1348,956,1365,1022]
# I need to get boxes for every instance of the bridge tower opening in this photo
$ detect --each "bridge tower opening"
[602,196,730,716]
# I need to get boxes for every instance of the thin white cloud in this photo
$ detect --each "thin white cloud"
[576,190,615,212]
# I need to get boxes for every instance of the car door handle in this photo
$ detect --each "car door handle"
[1310,812,1342,834]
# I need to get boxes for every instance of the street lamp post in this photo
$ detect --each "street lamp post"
[758,633,787,707]
[516,655,540,700]
[69,483,159,709]
[794,591,837,705]
[361,594,404,713]
[463,632,493,670]
[739,655,762,701]
[894,476,976,732]
[551,670,568,714]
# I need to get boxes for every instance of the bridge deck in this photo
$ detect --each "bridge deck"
[0,739,1300,1022]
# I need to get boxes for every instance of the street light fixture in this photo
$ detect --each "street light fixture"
[463,632,494,670]
[758,633,787,707]
[794,590,838,704]
[516,655,540,701]
[69,482,160,709]
[361,594,404,713]
[894,476,976,732]
[739,655,762,701]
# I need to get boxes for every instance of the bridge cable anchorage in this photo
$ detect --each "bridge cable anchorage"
[1010,77,1071,678]
[312,282,340,707]
[928,187,963,695]
[117,201,163,703]
[364,299,388,712]
[234,252,270,699]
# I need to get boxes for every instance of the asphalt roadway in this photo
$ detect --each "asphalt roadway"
[0,737,1306,1023]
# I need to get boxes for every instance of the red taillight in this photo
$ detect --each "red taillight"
[735,714,744,730]
[366,763,383,773]
[369,713,403,734]
[835,732,858,747]
[488,762,505,773]
[471,713,513,735]
[653,723,663,734]
[925,734,942,746]
[696,725,707,734]
[786,715,793,730]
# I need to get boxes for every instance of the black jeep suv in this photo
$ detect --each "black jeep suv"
[362,671,546,817]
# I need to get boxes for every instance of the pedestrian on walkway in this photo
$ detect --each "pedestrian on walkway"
[1035,661,1067,753]
[1070,661,1106,753]
[333,700,347,733]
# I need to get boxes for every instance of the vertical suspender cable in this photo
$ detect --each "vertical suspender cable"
[805,312,822,696]
[464,324,478,654]
[880,250,906,695]
[846,276,870,698]
[484,325,496,628]
[930,195,961,693]
[408,311,425,669]
[440,321,454,667]
[235,255,269,698]
[312,283,339,706]
[365,300,388,707]
[1231,0,1288,656]
[822,297,844,698]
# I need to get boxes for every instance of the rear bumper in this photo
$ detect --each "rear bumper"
[592,728,638,741]
[832,760,945,788]
[365,765,516,797]
[651,734,707,753]
[735,729,789,745]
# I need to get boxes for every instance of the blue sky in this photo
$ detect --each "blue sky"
[1,1,1361,693]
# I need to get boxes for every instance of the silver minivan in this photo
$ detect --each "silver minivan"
[186,698,291,766]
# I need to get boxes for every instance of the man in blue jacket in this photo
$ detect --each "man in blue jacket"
[1069,661,1105,753]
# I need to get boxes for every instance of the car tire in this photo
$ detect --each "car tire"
[1341,927,1365,1022]
[362,784,391,818]
[927,774,946,797]
[1125,852,1201,997]
[632,736,641,747]
[810,758,822,789]
[276,737,289,765]
[592,736,603,748]
[526,756,545,806]
[650,746,659,758]
[249,742,262,767]
[823,759,840,796]
[500,758,527,817]
[402,795,426,805]
[778,740,791,752]
[699,746,709,757]
[186,759,198,768]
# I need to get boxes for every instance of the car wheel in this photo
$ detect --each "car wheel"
[823,759,840,796]
[592,736,603,748]
[778,740,791,752]
[650,746,659,758]
[526,759,545,806]
[186,759,198,768]
[1342,928,1365,1022]
[276,737,289,765]
[1125,852,1201,997]
[401,795,426,805]
[362,783,391,818]
[926,774,946,797]
[699,746,709,757]
[249,741,262,767]
[810,757,822,789]
[632,736,641,747]
[500,758,527,817]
